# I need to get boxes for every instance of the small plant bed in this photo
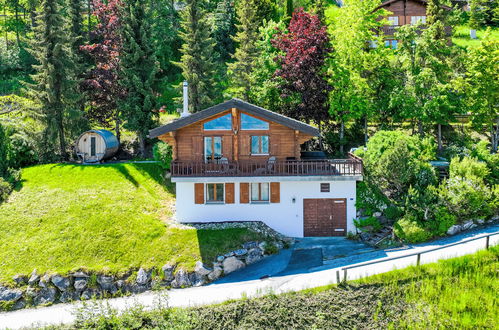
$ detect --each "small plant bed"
[0,164,286,310]
[56,246,499,329]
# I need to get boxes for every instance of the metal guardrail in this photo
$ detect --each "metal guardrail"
[336,231,499,283]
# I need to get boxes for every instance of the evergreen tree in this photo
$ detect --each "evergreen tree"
[27,0,82,160]
[212,0,237,63]
[176,0,219,112]
[118,0,159,157]
[68,0,85,50]
[227,0,260,101]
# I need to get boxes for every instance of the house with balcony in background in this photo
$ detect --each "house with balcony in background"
[149,88,363,238]
[377,0,452,48]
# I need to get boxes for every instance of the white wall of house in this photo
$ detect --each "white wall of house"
[174,177,358,237]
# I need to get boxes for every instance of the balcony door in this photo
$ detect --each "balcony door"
[204,136,222,163]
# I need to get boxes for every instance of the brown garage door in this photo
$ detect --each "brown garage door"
[304,199,347,237]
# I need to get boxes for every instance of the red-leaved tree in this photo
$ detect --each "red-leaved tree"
[81,0,125,141]
[272,8,331,127]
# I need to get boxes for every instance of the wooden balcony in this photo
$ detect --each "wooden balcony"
[379,24,452,37]
[170,157,363,178]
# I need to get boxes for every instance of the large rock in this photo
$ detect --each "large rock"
[447,225,461,236]
[207,266,223,281]
[245,248,263,265]
[234,249,248,257]
[462,220,474,231]
[39,274,51,288]
[222,257,245,274]
[242,241,258,250]
[59,291,80,303]
[189,272,206,287]
[97,275,117,294]
[162,264,176,282]
[216,255,225,263]
[51,275,71,292]
[373,212,382,217]
[171,269,191,288]
[33,287,57,306]
[136,268,151,286]
[194,261,212,276]
[74,279,88,292]
[13,275,28,286]
[28,270,40,286]
[80,289,102,301]
[12,299,26,310]
[0,287,23,302]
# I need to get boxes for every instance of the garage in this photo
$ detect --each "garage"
[303,198,347,237]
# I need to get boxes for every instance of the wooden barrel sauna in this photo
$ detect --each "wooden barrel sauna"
[75,129,119,163]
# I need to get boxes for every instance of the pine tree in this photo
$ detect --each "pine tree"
[227,0,260,101]
[27,0,82,160]
[213,0,237,64]
[118,0,159,157]
[426,0,447,39]
[176,0,219,112]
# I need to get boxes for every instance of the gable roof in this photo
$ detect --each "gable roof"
[148,98,320,138]
[377,0,452,10]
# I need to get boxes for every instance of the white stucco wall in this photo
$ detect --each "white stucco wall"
[174,177,358,238]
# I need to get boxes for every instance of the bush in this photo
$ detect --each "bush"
[0,177,12,203]
[394,215,433,243]
[384,206,403,221]
[354,216,382,233]
[425,207,457,237]
[153,141,173,170]
[356,181,389,215]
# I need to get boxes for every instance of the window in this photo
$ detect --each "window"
[241,113,269,130]
[90,137,96,156]
[384,39,398,49]
[387,16,399,26]
[320,183,330,192]
[251,136,269,155]
[206,183,224,203]
[251,183,269,202]
[204,137,222,163]
[411,16,426,25]
[203,114,232,130]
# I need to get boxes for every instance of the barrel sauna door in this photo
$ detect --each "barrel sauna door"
[303,199,347,237]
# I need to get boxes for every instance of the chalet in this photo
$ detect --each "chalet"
[376,0,452,48]
[149,86,363,237]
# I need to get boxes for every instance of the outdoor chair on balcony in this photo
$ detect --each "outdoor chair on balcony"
[253,156,276,175]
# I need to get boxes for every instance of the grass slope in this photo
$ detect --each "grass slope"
[0,163,268,283]
[453,25,499,48]
[65,246,499,329]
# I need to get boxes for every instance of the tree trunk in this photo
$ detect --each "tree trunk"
[30,8,37,28]
[115,114,121,143]
[339,119,345,155]
[492,117,499,154]
[437,123,442,152]
[364,116,368,145]
[138,132,146,158]
[417,120,424,135]
[57,111,67,160]
[318,121,324,151]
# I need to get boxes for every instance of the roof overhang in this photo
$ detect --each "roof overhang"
[148,99,320,138]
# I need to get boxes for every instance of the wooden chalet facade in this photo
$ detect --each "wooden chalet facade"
[149,99,363,237]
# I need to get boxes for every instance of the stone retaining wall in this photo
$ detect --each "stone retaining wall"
[0,222,291,311]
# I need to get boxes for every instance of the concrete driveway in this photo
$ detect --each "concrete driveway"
[216,236,375,282]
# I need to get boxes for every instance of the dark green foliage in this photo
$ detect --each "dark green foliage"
[118,0,159,157]
[212,0,237,63]
[394,214,432,243]
[384,206,403,221]
[27,0,84,160]
[355,181,389,216]
[0,177,13,203]
[0,123,9,177]
[176,0,219,112]
[227,0,260,100]
[354,216,382,233]
[152,141,172,170]
[425,207,456,237]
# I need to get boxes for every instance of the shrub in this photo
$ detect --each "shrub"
[472,140,499,185]
[153,141,173,170]
[425,207,457,237]
[354,216,382,233]
[384,206,403,221]
[449,156,490,182]
[0,177,12,203]
[394,215,432,243]
[356,181,389,215]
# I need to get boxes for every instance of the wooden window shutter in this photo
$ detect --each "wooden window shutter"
[240,183,249,203]
[225,183,235,204]
[240,136,250,156]
[222,136,233,159]
[270,182,280,203]
[192,135,203,161]
[194,183,204,204]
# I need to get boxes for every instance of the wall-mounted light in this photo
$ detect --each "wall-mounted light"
[292,197,296,203]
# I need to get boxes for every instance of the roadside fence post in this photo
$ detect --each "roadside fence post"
[343,269,347,283]
[336,270,340,284]
[416,253,421,266]
[486,235,490,249]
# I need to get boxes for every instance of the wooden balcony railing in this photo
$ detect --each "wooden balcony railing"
[171,158,363,178]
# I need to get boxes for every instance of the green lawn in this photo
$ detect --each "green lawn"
[452,25,499,48]
[0,163,269,283]
[64,246,499,329]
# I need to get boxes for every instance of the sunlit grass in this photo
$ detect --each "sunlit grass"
[0,163,269,283]
[452,25,499,48]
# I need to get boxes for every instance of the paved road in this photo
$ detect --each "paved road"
[1,224,497,329]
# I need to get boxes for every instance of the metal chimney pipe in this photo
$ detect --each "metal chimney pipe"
[181,81,190,117]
